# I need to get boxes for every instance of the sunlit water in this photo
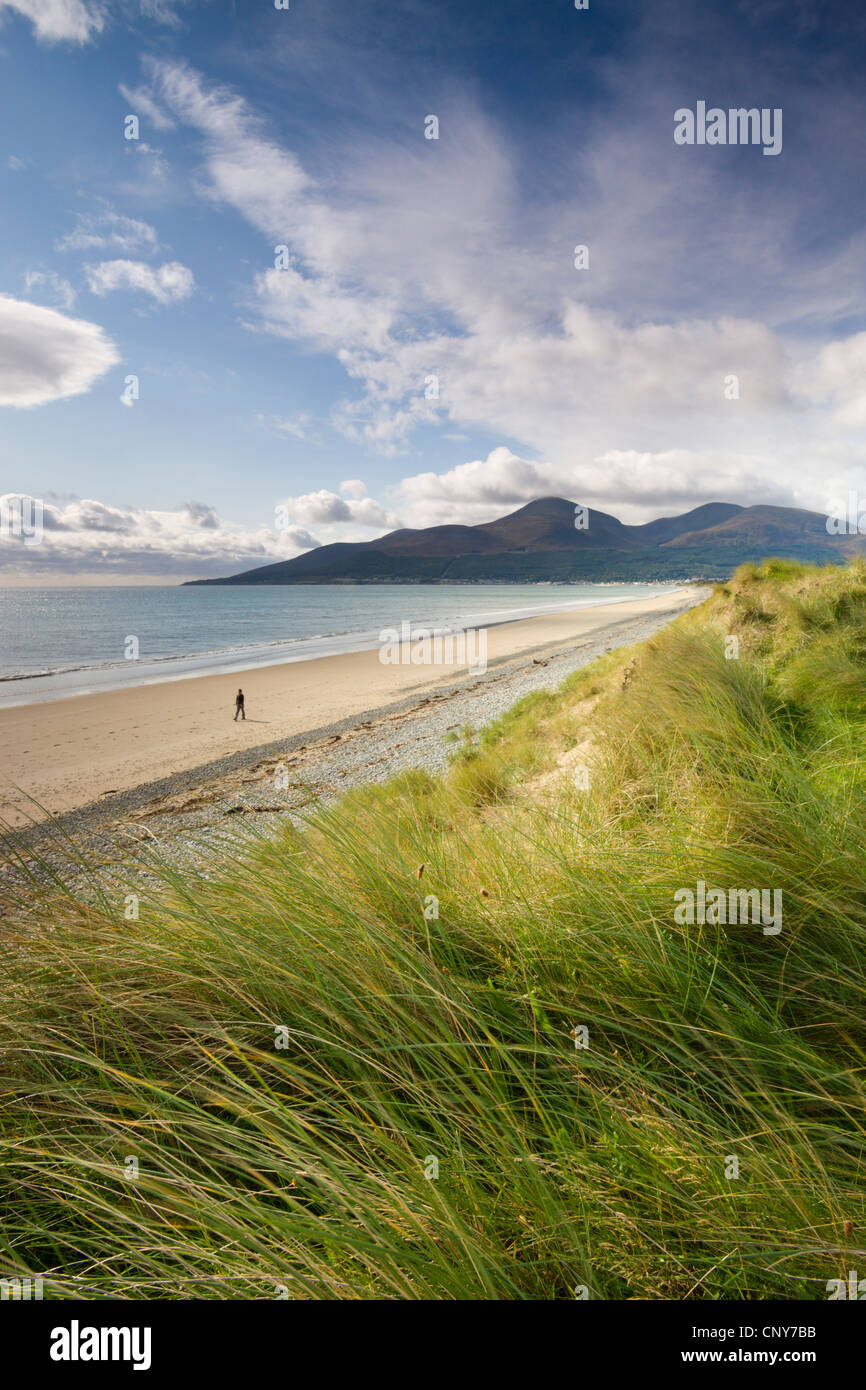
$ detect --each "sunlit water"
[0,582,680,706]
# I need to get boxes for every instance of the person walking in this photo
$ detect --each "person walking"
[234,688,246,720]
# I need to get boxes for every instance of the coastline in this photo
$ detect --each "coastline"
[0,586,706,832]
[0,582,679,708]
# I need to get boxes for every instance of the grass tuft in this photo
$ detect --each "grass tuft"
[1,561,865,1299]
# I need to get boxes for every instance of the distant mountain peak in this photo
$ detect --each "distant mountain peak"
[185,498,862,585]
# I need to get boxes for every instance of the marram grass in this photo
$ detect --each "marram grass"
[1,559,865,1299]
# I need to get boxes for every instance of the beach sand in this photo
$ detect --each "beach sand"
[0,588,701,827]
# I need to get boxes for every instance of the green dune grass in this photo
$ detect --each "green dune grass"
[1,559,865,1300]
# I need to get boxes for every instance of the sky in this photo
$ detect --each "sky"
[1,0,866,582]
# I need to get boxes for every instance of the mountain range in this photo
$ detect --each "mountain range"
[186,498,864,585]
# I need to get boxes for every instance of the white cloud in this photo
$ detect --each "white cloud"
[0,494,322,578]
[146,57,311,228]
[86,259,195,305]
[138,0,186,27]
[122,60,866,520]
[388,445,802,529]
[278,488,400,531]
[802,332,866,428]
[136,66,790,444]
[58,209,159,255]
[118,82,176,131]
[120,140,170,196]
[256,410,312,440]
[253,264,395,358]
[340,479,367,499]
[23,269,76,310]
[0,0,106,44]
[0,0,191,45]
[0,296,119,407]
[394,449,566,524]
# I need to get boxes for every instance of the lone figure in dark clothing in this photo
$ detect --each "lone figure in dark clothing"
[234,688,245,720]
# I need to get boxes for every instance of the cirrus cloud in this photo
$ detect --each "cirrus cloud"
[124,55,866,521]
[22,269,76,310]
[58,209,160,256]
[0,0,106,44]
[0,0,192,45]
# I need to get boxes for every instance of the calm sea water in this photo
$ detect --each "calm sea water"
[0,583,679,707]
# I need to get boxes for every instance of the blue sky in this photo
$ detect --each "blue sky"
[1,0,866,580]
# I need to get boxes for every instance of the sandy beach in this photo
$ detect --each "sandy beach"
[0,587,702,828]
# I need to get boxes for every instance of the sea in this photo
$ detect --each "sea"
[0,582,680,707]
